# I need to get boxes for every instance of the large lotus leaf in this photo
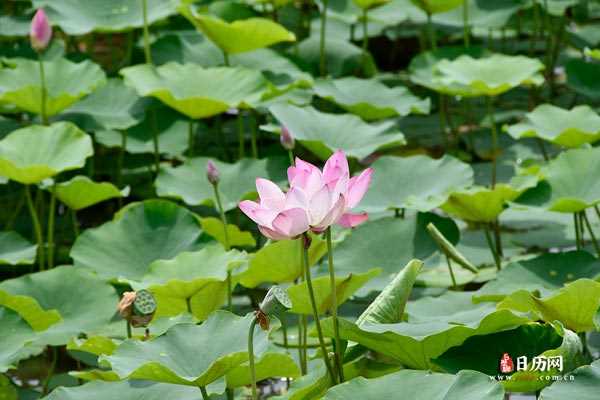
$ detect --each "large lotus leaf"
[434,323,584,393]
[0,58,106,116]
[0,289,60,331]
[410,0,465,14]
[540,147,600,212]
[287,268,380,315]
[0,231,36,265]
[0,307,43,373]
[333,213,459,293]
[133,245,247,321]
[356,259,423,326]
[268,104,405,160]
[474,251,600,302]
[0,266,119,346]
[433,54,544,97]
[155,156,287,211]
[539,359,600,400]
[67,336,119,357]
[321,291,530,369]
[200,217,256,248]
[239,237,327,288]
[0,122,93,184]
[54,176,127,211]
[42,380,202,400]
[100,311,269,386]
[323,369,503,400]
[33,0,177,35]
[505,104,600,148]
[179,7,295,54]
[70,200,205,281]
[498,279,600,332]
[361,154,473,212]
[433,0,520,29]
[61,79,146,131]
[121,63,267,119]
[566,58,600,99]
[417,253,480,288]
[314,77,429,121]
[225,349,300,388]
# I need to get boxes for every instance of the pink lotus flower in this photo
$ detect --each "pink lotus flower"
[239,150,372,240]
[30,9,52,52]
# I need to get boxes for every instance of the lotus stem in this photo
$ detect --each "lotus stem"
[301,234,336,383]
[141,0,152,65]
[462,1,470,47]
[212,183,233,311]
[37,54,48,125]
[426,12,436,50]
[188,119,194,156]
[298,314,307,373]
[25,185,45,271]
[126,321,132,339]
[486,96,498,188]
[319,0,328,76]
[325,228,344,382]
[71,209,80,237]
[46,184,56,269]
[581,210,600,257]
[223,51,230,66]
[493,219,503,257]
[248,316,259,400]
[251,111,259,158]
[362,8,369,72]
[199,385,209,400]
[484,225,501,270]
[5,188,25,231]
[149,111,160,176]
[574,213,581,250]
[445,254,457,289]
[238,111,245,159]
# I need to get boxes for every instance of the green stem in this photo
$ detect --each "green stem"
[248,317,258,400]
[445,254,457,288]
[325,228,344,383]
[188,119,194,156]
[37,54,48,125]
[141,0,152,64]
[5,188,25,230]
[251,111,259,158]
[238,111,245,159]
[493,219,503,258]
[25,186,45,271]
[71,209,80,237]
[484,226,501,270]
[319,0,329,76]
[462,0,470,47]
[361,8,369,72]
[150,111,160,176]
[426,12,436,50]
[126,321,132,339]
[574,213,581,250]
[288,150,295,166]
[302,234,336,383]
[486,96,498,188]
[223,51,230,66]
[199,386,209,400]
[298,314,307,374]
[213,183,232,311]
[46,184,56,269]
[581,210,600,257]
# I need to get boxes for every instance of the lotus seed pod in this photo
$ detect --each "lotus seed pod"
[30,9,52,52]
[133,289,157,316]
[206,160,220,185]
[259,286,292,320]
[280,126,295,150]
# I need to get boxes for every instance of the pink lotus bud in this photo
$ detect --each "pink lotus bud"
[280,126,295,150]
[30,9,52,52]
[207,160,220,185]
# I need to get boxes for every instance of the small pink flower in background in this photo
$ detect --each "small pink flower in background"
[280,126,295,150]
[206,160,220,185]
[239,150,372,240]
[30,9,52,52]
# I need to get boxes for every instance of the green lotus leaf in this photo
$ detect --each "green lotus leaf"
[0,58,106,116]
[314,77,429,121]
[416,253,479,287]
[61,79,146,131]
[225,349,300,388]
[239,237,327,288]
[287,269,380,315]
[268,104,405,159]
[498,278,600,332]
[333,213,459,293]
[356,259,423,326]
[200,217,256,248]
[179,7,295,54]
[121,63,267,119]
[155,156,288,211]
[0,15,30,37]
[0,289,61,331]
[0,122,93,184]
[410,0,465,14]
[434,323,584,393]
[542,0,579,16]
[70,200,205,281]
[361,154,473,212]
[0,307,44,373]
[433,54,544,97]
[474,251,600,302]
[584,47,600,60]
[432,0,520,29]
[321,291,530,369]
[42,380,202,400]
[100,311,269,386]
[54,176,127,211]
[540,147,600,212]
[134,245,247,321]
[0,231,36,265]
[67,336,118,357]
[505,104,600,147]
[323,369,503,400]
[0,266,119,345]
[32,0,177,35]
[539,359,600,399]
[352,0,390,10]
[566,58,600,99]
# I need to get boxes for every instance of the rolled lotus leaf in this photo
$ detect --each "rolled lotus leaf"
[259,286,292,320]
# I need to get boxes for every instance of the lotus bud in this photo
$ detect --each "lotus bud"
[30,9,52,52]
[206,160,220,186]
[280,126,295,150]
[259,286,292,322]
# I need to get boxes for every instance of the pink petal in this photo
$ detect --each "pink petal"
[288,158,323,196]
[338,212,369,228]
[346,168,373,209]
[259,225,289,241]
[308,185,333,225]
[272,208,309,238]
[285,186,309,210]
[313,194,346,230]
[256,178,285,209]
[239,200,277,227]
[323,150,349,187]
